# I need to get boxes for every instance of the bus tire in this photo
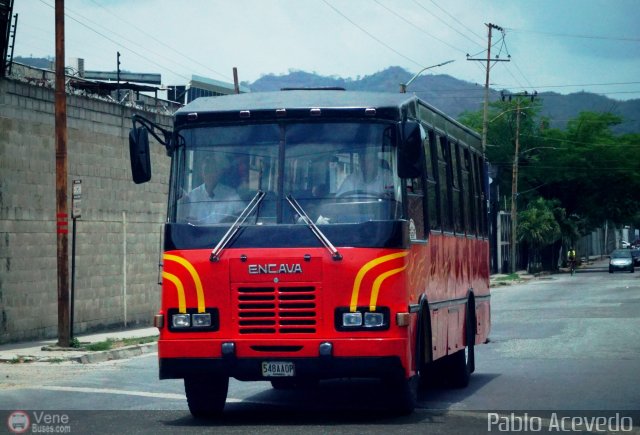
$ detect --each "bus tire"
[184,375,229,418]
[416,303,433,388]
[385,374,418,415]
[447,304,475,388]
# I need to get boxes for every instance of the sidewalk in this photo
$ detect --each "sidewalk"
[490,256,610,286]
[0,326,159,364]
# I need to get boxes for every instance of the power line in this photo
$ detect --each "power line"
[373,0,467,54]
[494,80,640,90]
[409,0,484,49]
[425,0,485,42]
[509,61,535,89]
[37,0,191,81]
[321,0,426,69]
[525,134,640,147]
[505,27,640,42]
[88,0,231,82]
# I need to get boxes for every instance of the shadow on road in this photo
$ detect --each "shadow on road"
[161,372,499,427]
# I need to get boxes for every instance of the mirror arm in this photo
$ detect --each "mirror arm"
[132,114,174,152]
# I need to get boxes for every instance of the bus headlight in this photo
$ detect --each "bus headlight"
[342,312,363,327]
[192,313,212,327]
[167,308,219,332]
[172,314,191,328]
[335,307,390,331]
[363,312,385,327]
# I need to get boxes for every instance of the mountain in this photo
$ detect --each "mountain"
[13,55,54,70]
[13,57,639,134]
[249,67,640,134]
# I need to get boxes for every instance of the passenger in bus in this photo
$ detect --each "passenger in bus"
[178,155,242,224]
[336,149,393,197]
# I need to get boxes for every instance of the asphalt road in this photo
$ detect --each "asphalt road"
[2,265,639,434]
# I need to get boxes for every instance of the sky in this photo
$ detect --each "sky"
[11,0,640,100]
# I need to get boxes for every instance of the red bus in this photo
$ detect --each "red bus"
[129,89,490,416]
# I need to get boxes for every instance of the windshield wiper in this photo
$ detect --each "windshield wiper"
[286,194,342,261]
[210,190,266,262]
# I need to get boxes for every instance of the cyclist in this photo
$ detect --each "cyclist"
[567,247,577,275]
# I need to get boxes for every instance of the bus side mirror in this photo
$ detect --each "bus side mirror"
[129,126,152,184]
[397,120,423,178]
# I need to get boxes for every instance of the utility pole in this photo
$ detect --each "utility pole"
[467,23,510,157]
[55,0,70,347]
[116,51,121,101]
[504,91,536,274]
[510,99,521,274]
[233,67,240,94]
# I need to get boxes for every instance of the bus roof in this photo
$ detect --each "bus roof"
[174,90,480,144]
[176,90,414,115]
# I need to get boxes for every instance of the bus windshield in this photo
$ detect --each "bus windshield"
[172,122,402,226]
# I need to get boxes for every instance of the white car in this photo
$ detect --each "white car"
[609,249,634,273]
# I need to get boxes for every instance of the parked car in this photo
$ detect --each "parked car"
[609,249,635,273]
[631,249,640,267]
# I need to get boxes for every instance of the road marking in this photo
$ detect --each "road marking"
[31,386,241,402]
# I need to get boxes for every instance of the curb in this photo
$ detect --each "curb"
[72,342,158,364]
[0,343,157,364]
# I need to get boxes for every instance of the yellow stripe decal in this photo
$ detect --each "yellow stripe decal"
[350,252,408,312]
[369,266,407,311]
[162,272,186,314]
[164,254,205,313]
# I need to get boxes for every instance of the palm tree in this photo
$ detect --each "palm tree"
[517,198,561,273]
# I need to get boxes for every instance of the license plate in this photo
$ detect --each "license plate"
[261,361,295,377]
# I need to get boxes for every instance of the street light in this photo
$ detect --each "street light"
[400,60,455,93]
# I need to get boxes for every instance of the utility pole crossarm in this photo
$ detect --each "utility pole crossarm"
[467,23,510,157]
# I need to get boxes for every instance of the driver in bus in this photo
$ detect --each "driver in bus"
[178,154,242,224]
[336,148,393,197]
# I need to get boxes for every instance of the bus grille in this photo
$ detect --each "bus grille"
[236,285,317,334]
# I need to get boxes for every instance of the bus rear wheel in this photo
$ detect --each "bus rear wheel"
[184,375,229,418]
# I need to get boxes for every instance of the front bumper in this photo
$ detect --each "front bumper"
[159,355,405,381]
[610,263,633,271]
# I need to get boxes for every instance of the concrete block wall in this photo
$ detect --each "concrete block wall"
[0,78,172,343]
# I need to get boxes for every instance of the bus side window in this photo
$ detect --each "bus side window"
[437,135,453,233]
[406,175,425,241]
[463,148,477,236]
[473,153,487,237]
[449,140,464,235]
[425,129,440,232]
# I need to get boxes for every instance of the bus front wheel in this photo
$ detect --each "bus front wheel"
[384,374,418,415]
[445,306,475,388]
[184,375,229,418]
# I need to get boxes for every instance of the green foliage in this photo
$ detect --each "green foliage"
[494,273,521,282]
[459,106,640,231]
[86,340,114,352]
[533,112,640,227]
[518,198,561,247]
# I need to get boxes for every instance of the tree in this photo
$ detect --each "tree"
[459,108,640,230]
[535,112,640,228]
[517,198,561,273]
[459,98,543,204]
